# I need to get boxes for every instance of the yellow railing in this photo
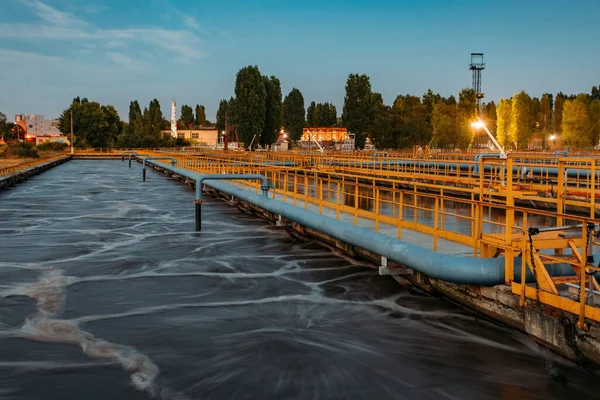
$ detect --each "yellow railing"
[0,154,69,175]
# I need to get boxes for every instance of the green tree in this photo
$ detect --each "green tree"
[216,99,228,133]
[342,74,374,149]
[370,93,393,148]
[554,92,565,133]
[539,93,553,133]
[589,99,600,148]
[234,65,266,148]
[510,91,533,149]
[482,101,497,134]
[391,95,431,148]
[179,105,194,128]
[562,95,592,148]
[496,98,513,148]
[306,101,316,126]
[128,101,142,134]
[592,86,600,101]
[283,88,305,141]
[261,75,283,146]
[58,98,122,148]
[0,111,16,141]
[431,101,461,148]
[324,103,337,126]
[195,105,206,126]
[531,97,541,132]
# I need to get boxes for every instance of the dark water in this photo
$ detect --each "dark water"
[0,160,598,400]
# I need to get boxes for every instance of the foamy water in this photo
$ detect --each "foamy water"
[0,160,598,399]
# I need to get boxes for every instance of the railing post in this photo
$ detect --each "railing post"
[336,181,341,220]
[433,197,439,251]
[304,175,308,210]
[398,191,403,240]
[354,179,359,225]
[374,188,380,232]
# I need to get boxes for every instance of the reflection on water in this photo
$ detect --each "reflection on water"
[0,161,598,399]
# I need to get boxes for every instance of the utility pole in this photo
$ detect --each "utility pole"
[70,110,74,154]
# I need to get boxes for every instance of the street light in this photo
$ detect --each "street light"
[471,118,507,159]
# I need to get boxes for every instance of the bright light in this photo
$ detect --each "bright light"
[283,133,288,138]
[471,121,484,129]
[550,134,556,141]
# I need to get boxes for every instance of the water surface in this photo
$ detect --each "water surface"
[0,160,598,399]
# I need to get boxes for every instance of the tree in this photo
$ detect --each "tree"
[283,88,305,141]
[431,102,462,149]
[370,93,393,148]
[482,101,497,134]
[0,111,16,141]
[531,97,541,132]
[195,105,206,126]
[554,92,565,133]
[510,91,533,149]
[324,103,337,126]
[216,99,228,133]
[562,95,592,148]
[496,99,513,149]
[234,65,266,148]
[422,89,441,134]
[58,98,122,148]
[539,93,553,133]
[457,88,477,148]
[391,95,430,148]
[128,101,142,133]
[589,99,600,148]
[342,74,374,149]
[592,86,600,101]
[306,101,317,126]
[261,75,283,146]
[180,105,194,128]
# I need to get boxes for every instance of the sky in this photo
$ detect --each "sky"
[1,0,599,122]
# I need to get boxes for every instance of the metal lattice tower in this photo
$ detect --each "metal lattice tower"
[469,53,485,113]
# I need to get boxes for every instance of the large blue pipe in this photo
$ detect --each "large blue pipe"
[142,160,582,286]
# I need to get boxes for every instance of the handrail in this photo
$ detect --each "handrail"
[139,159,270,231]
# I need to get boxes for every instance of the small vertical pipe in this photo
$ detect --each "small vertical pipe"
[195,200,202,231]
[129,158,132,168]
[143,168,146,181]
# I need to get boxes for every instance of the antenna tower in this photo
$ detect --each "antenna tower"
[469,53,485,114]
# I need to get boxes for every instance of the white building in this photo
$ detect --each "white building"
[15,114,61,136]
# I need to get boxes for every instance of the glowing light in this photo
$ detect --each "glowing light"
[471,121,484,129]
[550,134,556,141]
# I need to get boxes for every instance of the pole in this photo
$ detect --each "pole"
[195,199,202,231]
[70,110,74,155]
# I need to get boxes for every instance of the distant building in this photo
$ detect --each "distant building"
[15,114,61,138]
[161,128,218,146]
[301,127,348,142]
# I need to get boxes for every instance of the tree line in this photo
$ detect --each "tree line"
[57,98,213,148]
[494,89,600,149]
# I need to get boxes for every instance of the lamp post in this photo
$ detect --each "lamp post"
[70,110,74,155]
[471,118,507,159]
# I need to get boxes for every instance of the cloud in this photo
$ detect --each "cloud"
[2,1,205,64]
[106,52,149,72]
[20,0,90,28]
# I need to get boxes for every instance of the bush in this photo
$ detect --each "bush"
[1,142,39,158]
[37,142,67,151]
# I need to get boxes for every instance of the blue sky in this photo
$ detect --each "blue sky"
[1,0,599,122]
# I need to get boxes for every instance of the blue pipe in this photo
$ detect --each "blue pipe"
[139,162,583,286]
[143,161,270,231]
[141,157,176,181]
